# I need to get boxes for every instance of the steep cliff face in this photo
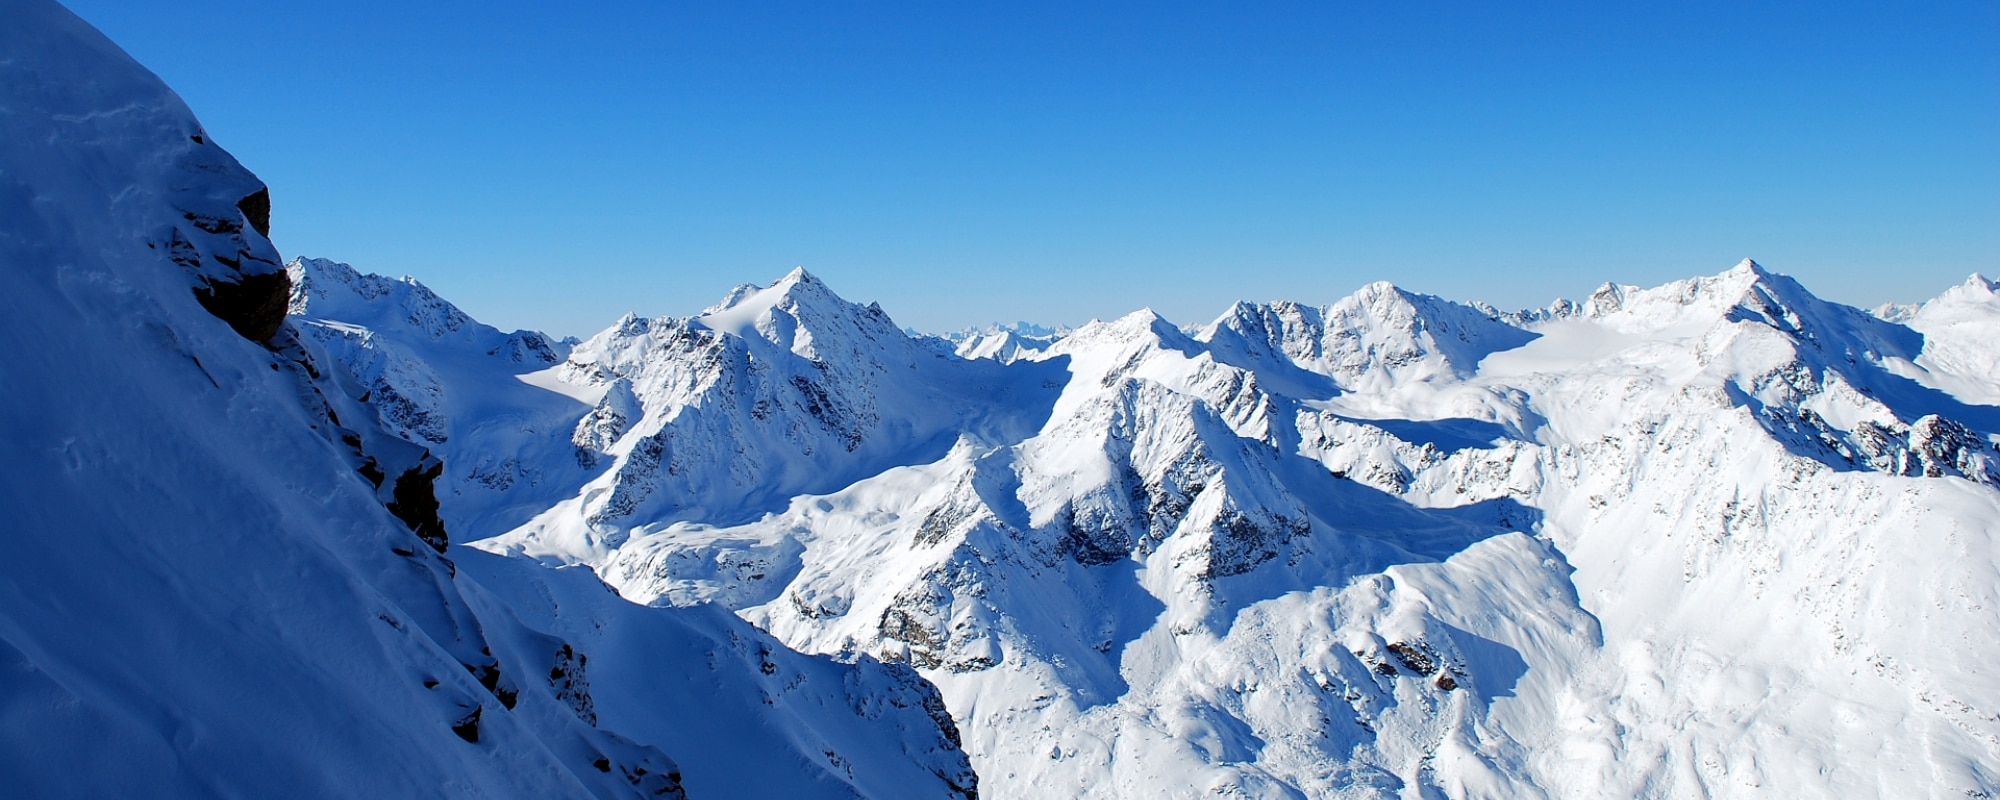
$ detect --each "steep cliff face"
[0,4,977,798]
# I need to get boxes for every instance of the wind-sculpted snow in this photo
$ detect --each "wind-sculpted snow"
[0,4,977,797]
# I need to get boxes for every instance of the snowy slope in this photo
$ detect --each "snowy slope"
[0,3,975,797]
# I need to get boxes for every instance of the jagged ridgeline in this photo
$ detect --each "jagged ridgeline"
[0,2,975,798]
[291,237,2000,796]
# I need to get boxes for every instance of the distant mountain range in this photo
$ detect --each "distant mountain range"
[303,244,2000,797]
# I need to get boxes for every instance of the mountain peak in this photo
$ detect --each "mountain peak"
[1730,258,1767,277]
[1111,307,1189,340]
[287,255,478,341]
[1904,272,2000,316]
[1354,279,1409,299]
[684,266,913,365]
[1573,259,1804,328]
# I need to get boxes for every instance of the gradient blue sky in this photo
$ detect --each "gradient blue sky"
[65,0,1999,337]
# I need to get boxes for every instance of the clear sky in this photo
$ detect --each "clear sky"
[62,0,2000,337]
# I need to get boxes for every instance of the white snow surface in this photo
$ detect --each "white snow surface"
[1,3,975,797]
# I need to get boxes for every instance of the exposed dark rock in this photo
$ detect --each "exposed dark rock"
[236,187,271,238]
[549,643,597,725]
[450,705,482,743]
[917,501,973,547]
[1059,505,1131,567]
[385,457,448,553]
[938,768,980,800]
[465,658,518,710]
[193,270,291,344]
[356,457,386,489]
[1386,641,1438,676]
[616,761,683,797]
[165,228,201,270]
[181,210,242,236]
[880,604,945,669]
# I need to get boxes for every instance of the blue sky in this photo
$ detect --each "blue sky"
[65,0,1999,337]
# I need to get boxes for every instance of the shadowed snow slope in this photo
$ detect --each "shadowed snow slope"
[0,3,975,797]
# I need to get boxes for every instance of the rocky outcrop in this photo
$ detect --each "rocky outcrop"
[386,456,450,553]
[193,266,290,344]
[159,141,289,344]
[548,642,597,725]
[235,187,271,238]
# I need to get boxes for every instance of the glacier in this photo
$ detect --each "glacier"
[8,0,2000,797]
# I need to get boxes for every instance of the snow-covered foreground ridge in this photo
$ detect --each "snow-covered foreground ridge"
[295,247,2000,799]
[1,2,973,798]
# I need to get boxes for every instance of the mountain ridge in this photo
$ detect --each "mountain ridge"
[287,251,1999,798]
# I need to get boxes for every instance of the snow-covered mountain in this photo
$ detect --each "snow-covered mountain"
[0,2,974,797]
[396,255,1990,796]
[12,1,2000,798]
[933,322,1070,364]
